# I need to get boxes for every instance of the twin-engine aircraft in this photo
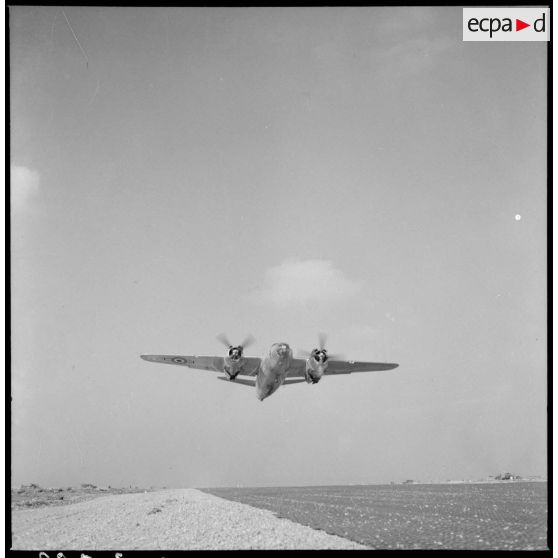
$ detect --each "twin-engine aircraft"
[141,334,398,401]
[141,335,399,401]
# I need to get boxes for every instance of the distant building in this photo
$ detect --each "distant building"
[495,473,521,480]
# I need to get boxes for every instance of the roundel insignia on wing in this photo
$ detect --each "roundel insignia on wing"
[173,357,186,364]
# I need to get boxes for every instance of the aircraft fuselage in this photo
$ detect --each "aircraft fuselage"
[255,342,293,400]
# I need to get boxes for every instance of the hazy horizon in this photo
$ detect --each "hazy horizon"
[13,469,549,490]
[11,7,547,489]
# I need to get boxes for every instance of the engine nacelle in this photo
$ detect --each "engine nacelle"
[223,345,245,379]
[305,349,328,383]
[217,334,255,380]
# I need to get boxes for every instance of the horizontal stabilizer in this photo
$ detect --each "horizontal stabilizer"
[217,377,256,387]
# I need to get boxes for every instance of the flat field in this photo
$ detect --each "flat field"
[201,481,548,550]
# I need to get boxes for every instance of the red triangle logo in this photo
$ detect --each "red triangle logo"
[516,19,530,31]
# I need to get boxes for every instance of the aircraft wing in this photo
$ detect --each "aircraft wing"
[140,354,261,376]
[287,358,398,377]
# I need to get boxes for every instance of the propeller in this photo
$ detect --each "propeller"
[216,333,232,348]
[217,333,232,348]
[216,333,255,353]
[239,334,255,350]
[297,333,342,361]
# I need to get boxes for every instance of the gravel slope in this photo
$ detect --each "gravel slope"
[11,488,369,550]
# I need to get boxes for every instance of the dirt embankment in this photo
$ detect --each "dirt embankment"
[11,488,369,550]
[12,484,154,511]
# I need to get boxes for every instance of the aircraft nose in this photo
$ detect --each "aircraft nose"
[276,343,291,356]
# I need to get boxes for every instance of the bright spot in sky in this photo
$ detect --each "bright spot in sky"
[515,214,521,221]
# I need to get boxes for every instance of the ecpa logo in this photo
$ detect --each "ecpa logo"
[463,8,550,41]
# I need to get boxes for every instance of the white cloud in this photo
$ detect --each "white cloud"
[11,165,40,211]
[248,259,362,306]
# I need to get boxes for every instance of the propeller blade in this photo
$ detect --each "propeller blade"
[240,334,255,349]
[216,333,231,348]
[318,332,327,350]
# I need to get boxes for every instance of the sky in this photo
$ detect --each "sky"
[10,7,547,488]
